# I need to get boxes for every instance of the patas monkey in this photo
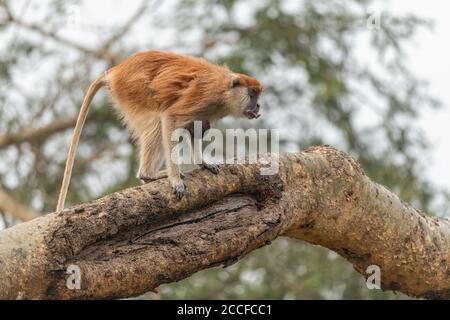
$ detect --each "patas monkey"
[56,51,263,211]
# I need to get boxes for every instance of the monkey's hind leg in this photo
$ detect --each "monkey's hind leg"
[139,169,186,183]
[137,119,166,184]
[139,169,166,183]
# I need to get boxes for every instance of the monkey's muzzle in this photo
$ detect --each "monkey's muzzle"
[244,104,261,119]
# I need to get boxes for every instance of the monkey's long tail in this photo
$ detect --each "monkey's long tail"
[56,73,107,212]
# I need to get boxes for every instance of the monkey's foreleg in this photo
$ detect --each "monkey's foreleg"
[161,115,186,199]
[191,136,220,174]
[188,120,220,175]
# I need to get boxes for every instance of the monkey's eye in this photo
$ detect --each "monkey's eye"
[248,88,258,97]
[231,78,240,88]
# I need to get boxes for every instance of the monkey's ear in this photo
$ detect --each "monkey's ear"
[231,77,240,88]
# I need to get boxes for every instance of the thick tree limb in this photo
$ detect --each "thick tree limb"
[0,146,449,299]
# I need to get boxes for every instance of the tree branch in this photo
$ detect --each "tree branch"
[5,0,155,65]
[97,0,154,56]
[0,146,449,299]
[8,17,104,57]
[0,188,39,221]
[5,12,115,63]
[0,116,77,149]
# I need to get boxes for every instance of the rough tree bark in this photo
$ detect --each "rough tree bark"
[0,146,449,300]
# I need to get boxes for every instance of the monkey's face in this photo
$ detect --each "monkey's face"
[228,75,263,120]
[243,87,261,119]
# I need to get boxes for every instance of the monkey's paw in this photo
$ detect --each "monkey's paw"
[171,179,186,200]
[139,171,185,184]
[139,175,154,184]
[201,163,220,174]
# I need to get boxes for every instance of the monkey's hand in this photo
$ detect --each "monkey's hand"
[171,178,186,200]
[201,163,220,174]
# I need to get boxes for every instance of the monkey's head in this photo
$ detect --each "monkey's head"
[226,73,263,120]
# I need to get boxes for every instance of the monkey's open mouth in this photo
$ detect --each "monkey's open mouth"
[244,104,261,119]
[244,110,261,119]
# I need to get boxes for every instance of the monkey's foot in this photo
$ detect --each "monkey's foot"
[201,163,220,174]
[139,170,185,184]
[171,179,186,200]
[139,175,157,184]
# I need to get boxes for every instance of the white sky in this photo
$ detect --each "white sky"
[383,1,450,191]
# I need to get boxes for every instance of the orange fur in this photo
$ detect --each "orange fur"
[108,51,262,127]
[57,51,263,209]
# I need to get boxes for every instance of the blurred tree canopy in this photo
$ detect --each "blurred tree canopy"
[0,0,441,299]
